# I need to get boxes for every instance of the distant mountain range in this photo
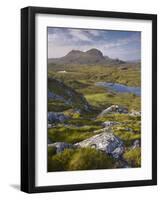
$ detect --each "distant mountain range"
[48,48,126,65]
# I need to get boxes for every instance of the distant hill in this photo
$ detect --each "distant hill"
[48,48,125,65]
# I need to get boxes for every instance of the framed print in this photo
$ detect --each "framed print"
[21,6,157,193]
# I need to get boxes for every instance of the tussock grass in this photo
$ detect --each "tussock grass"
[48,148,115,172]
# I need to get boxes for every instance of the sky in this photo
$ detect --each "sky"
[48,27,141,61]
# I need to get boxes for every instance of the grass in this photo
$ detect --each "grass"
[49,64,141,87]
[48,125,101,144]
[48,148,115,172]
[47,63,141,171]
[123,148,141,167]
[85,92,140,111]
[95,113,141,147]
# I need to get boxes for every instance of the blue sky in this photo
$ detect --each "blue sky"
[48,27,141,61]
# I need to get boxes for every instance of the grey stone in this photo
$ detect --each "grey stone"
[48,112,69,123]
[75,131,124,159]
[48,142,73,153]
[98,105,128,117]
[129,110,141,117]
[131,140,140,149]
[102,121,120,127]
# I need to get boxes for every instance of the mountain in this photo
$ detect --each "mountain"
[48,77,92,112]
[48,48,125,65]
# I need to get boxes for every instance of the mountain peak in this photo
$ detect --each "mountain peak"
[67,50,82,55]
[86,48,103,57]
[48,48,125,65]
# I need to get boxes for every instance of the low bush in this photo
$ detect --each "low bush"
[123,148,141,167]
[48,148,115,172]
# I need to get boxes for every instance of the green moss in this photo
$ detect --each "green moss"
[48,148,115,172]
[123,148,141,167]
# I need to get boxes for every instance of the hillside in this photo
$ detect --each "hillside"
[48,77,92,112]
[48,48,125,65]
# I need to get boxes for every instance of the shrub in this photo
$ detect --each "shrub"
[48,146,57,157]
[48,149,74,171]
[123,148,141,167]
[48,148,115,172]
[68,148,115,170]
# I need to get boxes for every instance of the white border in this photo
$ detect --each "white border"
[35,14,152,186]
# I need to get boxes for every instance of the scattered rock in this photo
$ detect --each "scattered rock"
[48,91,64,101]
[98,105,128,117]
[48,112,69,123]
[75,130,125,159]
[48,142,73,153]
[124,127,133,132]
[102,121,120,127]
[131,140,140,149]
[129,110,141,117]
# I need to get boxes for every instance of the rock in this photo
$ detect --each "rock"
[75,131,124,159]
[48,112,69,123]
[48,124,52,128]
[124,127,133,132]
[131,140,140,149]
[48,78,92,112]
[98,105,128,117]
[102,121,120,127]
[129,110,141,117]
[48,91,64,101]
[48,137,52,144]
[48,142,73,153]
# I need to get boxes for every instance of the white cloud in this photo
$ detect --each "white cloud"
[68,29,92,42]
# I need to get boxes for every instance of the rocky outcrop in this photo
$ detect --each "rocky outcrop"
[48,78,92,112]
[98,105,128,117]
[48,142,73,153]
[48,112,69,123]
[75,131,124,159]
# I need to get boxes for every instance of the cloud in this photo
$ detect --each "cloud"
[48,27,141,60]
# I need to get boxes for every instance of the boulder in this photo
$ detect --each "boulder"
[98,105,128,117]
[48,112,69,123]
[48,142,73,153]
[75,131,124,159]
